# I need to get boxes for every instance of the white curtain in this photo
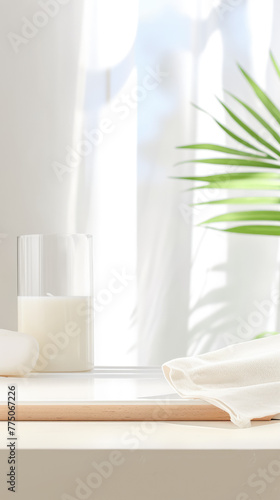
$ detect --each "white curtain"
[136,0,280,363]
[1,0,280,366]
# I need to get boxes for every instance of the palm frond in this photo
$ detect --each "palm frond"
[201,210,280,225]
[179,158,280,169]
[176,144,269,158]
[238,65,280,125]
[270,51,280,79]
[192,196,280,206]
[217,97,280,157]
[254,331,280,339]
[175,53,280,236]
[191,103,271,156]
[171,172,280,183]
[225,225,280,236]
[225,91,280,146]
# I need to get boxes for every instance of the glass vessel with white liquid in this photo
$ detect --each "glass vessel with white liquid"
[17,234,94,372]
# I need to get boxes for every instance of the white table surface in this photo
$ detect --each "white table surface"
[0,369,279,500]
[0,367,200,404]
[0,420,279,450]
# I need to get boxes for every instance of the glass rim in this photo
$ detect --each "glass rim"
[17,233,93,240]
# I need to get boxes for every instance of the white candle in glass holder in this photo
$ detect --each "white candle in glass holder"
[17,234,94,373]
[18,296,93,372]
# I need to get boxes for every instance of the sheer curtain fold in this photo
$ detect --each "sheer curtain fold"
[0,0,86,330]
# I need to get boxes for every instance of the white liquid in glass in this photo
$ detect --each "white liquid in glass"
[18,296,93,372]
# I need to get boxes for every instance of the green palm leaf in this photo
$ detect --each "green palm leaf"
[270,51,280,79]
[238,65,280,125]
[172,172,280,183]
[181,158,280,169]
[192,180,280,190]
[225,91,280,146]
[217,97,280,157]
[192,103,270,156]
[201,210,280,225]
[254,331,279,339]
[177,53,280,236]
[192,196,280,206]
[225,225,280,236]
[176,143,268,158]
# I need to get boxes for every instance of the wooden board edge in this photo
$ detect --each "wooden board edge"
[0,404,273,422]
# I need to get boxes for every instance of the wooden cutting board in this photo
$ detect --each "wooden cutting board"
[0,368,274,421]
[0,403,273,422]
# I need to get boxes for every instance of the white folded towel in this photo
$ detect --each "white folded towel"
[0,329,39,376]
[162,335,280,428]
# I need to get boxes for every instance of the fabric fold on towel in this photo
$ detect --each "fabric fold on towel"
[162,335,280,428]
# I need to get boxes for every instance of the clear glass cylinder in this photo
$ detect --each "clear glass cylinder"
[17,234,94,373]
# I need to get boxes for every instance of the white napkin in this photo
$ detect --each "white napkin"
[162,335,280,428]
[0,329,39,377]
